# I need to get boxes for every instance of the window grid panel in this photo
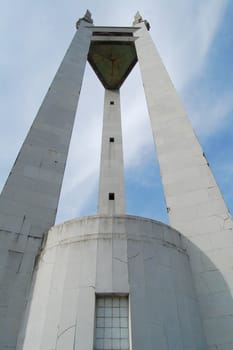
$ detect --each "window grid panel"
[95,296,129,350]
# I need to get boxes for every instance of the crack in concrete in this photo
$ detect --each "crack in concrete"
[19,215,26,234]
[144,256,155,261]
[163,240,186,254]
[28,234,42,240]
[113,257,127,264]
[128,252,140,260]
[16,254,23,274]
[57,324,76,340]
[73,314,78,350]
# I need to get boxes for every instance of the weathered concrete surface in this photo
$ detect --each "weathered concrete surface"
[0,19,92,350]
[98,89,125,215]
[18,215,206,350]
[135,21,233,349]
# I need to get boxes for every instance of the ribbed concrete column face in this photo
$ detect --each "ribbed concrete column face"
[0,19,92,350]
[98,89,125,215]
[135,22,233,348]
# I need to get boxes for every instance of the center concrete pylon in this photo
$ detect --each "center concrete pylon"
[0,10,232,350]
[98,89,125,215]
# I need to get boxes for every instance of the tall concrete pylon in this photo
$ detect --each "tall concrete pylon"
[0,12,93,350]
[98,89,125,215]
[134,14,233,348]
[0,10,232,350]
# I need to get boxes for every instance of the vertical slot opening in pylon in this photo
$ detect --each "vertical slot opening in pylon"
[109,192,115,200]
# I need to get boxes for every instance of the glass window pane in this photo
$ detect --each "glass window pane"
[95,295,129,350]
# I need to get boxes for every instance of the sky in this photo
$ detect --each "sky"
[0,0,232,225]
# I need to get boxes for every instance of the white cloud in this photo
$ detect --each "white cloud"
[191,90,233,136]
[121,67,154,168]
[147,0,228,90]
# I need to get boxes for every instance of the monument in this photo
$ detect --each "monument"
[0,10,233,350]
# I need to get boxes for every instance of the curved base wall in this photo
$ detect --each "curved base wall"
[17,215,207,349]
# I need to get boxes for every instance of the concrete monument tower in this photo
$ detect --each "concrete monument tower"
[0,11,233,350]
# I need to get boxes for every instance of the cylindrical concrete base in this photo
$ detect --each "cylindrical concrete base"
[18,215,207,349]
